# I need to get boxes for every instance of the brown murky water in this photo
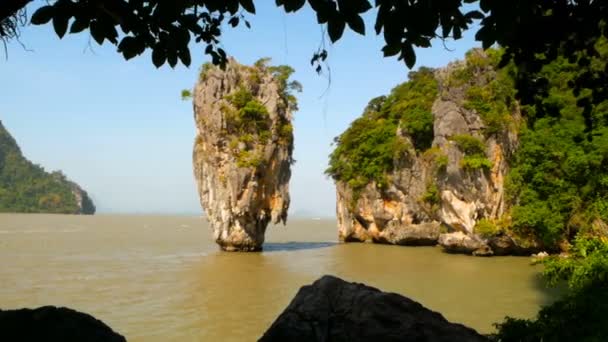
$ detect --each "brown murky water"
[0,214,559,341]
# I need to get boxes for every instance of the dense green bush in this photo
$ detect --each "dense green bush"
[326,68,438,194]
[475,218,500,238]
[542,236,608,290]
[506,40,608,248]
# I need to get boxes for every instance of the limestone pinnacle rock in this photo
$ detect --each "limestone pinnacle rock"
[191,58,299,251]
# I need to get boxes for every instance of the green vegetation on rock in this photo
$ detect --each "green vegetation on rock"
[192,58,300,169]
[448,49,518,136]
[0,122,94,214]
[450,134,493,171]
[474,219,499,238]
[326,67,438,194]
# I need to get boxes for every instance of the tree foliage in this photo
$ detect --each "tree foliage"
[0,1,603,131]
[0,121,95,214]
[325,67,437,193]
[493,236,608,342]
[507,40,608,248]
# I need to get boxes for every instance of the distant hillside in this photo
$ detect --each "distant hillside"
[0,121,95,214]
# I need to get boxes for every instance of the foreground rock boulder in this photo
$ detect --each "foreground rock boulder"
[0,306,125,341]
[191,58,299,251]
[259,275,489,342]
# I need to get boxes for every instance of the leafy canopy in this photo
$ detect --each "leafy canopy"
[506,40,608,248]
[1,1,603,132]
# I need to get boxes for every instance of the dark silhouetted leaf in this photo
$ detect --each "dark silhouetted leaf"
[240,0,256,14]
[70,19,89,33]
[167,48,178,68]
[347,0,372,13]
[401,43,416,68]
[280,0,306,12]
[179,49,191,66]
[90,21,105,45]
[53,15,69,38]
[118,36,145,60]
[327,19,346,42]
[346,15,365,35]
[31,6,54,25]
[382,44,400,57]
[152,47,166,68]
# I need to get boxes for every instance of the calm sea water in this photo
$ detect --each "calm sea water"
[0,214,559,341]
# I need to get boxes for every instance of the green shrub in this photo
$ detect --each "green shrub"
[225,86,254,109]
[279,122,294,144]
[236,150,264,168]
[450,134,492,171]
[436,154,448,170]
[475,219,499,238]
[181,89,192,101]
[422,146,448,171]
[421,183,441,205]
[451,134,486,155]
[541,236,608,291]
[460,155,493,171]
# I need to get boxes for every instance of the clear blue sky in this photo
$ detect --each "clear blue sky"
[1,2,479,216]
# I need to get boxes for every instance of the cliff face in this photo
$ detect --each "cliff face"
[332,50,525,254]
[0,120,95,215]
[192,59,297,251]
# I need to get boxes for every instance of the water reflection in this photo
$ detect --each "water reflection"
[182,251,313,341]
[263,241,336,252]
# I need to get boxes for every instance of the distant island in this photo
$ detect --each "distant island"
[0,120,95,215]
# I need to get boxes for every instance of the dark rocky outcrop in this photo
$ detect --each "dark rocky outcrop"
[191,59,297,251]
[0,306,125,341]
[260,275,489,342]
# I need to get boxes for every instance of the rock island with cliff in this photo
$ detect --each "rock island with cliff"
[190,58,300,251]
[327,48,608,256]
